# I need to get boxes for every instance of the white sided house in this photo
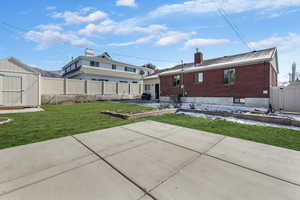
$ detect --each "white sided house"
[0,57,40,107]
[143,74,160,100]
[63,49,154,83]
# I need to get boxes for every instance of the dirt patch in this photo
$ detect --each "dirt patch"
[101,109,177,120]
[179,108,300,127]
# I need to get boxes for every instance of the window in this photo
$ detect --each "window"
[90,61,99,67]
[224,69,235,85]
[125,66,136,73]
[144,84,151,91]
[194,72,204,83]
[233,98,245,104]
[112,64,117,70]
[172,75,181,88]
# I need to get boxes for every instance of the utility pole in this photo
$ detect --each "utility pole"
[181,60,184,97]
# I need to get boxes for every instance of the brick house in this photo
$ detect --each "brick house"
[159,48,278,107]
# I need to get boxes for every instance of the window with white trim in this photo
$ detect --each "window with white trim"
[194,72,204,83]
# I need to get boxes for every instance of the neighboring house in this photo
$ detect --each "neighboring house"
[159,47,279,108]
[0,57,40,107]
[143,74,160,100]
[62,49,154,83]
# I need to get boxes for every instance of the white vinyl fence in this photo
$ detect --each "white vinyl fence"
[270,83,300,112]
[41,77,142,96]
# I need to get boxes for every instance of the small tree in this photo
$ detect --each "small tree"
[142,63,157,70]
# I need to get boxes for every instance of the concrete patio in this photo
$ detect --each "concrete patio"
[0,120,300,200]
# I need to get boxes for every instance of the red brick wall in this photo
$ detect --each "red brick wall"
[269,64,278,87]
[160,63,276,98]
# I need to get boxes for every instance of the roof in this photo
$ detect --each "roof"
[143,74,159,80]
[1,57,63,78]
[1,57,40,74]
[63,53,150,71]
[29,67,62,78]
[160,47,278,76]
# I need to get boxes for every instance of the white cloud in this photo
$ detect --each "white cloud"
[109,35,154,46]
[25,30,94,50]
[52,10,107,24]
[156,31,195,46]
[149,0,300,17]
[36,24,62,31]
[184,38,230,48]
[248,33,300,50]
[116,0,137,7]
[79,19,167,36]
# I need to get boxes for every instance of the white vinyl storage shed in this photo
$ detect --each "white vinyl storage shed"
[0,57,40,107]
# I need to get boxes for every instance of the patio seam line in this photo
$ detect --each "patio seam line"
[71,135,159,200]
[103,139,156,159]
[202,136,226,154]
[0,158,99,197]
[148,154,202,193]
[0,153,95,185]
[205,154,300,188]
[122,126,300,188]
[121,127,201,154]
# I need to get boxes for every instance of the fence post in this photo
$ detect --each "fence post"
[101,81,104,95]
[129,83,131,95]
[116,82,118,95]
[63,78,67,95]
[85,80,88,94]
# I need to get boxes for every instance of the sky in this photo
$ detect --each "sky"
[1,0,300,82]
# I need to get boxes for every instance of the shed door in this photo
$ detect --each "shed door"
[1,75,22,106]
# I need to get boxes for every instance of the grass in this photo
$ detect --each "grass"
[0,101,300,151]
[0,101,152,150]
[146,114,300,151]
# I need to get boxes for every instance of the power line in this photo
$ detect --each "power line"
[214,1,253,51]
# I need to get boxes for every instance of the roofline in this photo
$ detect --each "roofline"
[202,47,277,64]
[159,57,273,76]
[160,47,278,76]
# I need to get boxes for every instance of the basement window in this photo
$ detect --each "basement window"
[233,98,245,104]
[224,69,235,85]
[172,75,181,88]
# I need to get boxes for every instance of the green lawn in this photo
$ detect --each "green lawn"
[0,101,300,151]
[146,114,300,151]
[0,101,152,150]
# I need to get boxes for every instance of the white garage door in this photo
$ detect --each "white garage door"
[1,75,22,106]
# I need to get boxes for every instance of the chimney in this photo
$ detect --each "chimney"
[194,48,203,65]
[85,48,94,56]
